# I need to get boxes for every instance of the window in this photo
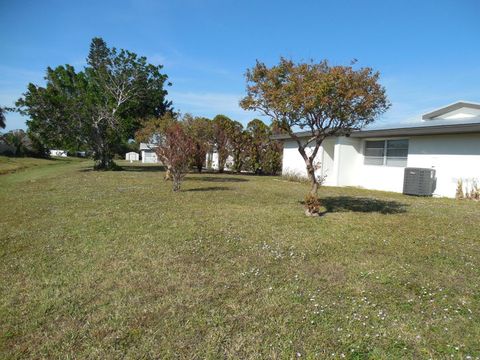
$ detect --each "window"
[364,139,408,167]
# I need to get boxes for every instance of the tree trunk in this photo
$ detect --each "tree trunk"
[172,171,181,191]
[93,123,115,170]
[296,140,322,196]
[218,155,225,173]
[306,161,318,195]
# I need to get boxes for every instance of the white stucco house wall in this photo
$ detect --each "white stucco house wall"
[139,143,159,164]
[275,101,480,198]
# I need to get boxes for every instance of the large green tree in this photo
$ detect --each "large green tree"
[17,37,171,169]
[241,58,389,200]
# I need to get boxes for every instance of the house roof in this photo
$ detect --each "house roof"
[422,101,480,120]
[271,101,480,140]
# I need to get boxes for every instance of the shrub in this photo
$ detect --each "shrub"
[466,180,480,200]
[455,179,464,200]
[304,193,323,216]
[282,171,309,183]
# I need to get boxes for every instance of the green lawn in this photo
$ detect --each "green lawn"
[0,156,81,175]
[1,159,479,359]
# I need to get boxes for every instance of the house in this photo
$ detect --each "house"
[50,149,68,157]
[274,101,480,198]
[206,150,234,170]
[139,143,159,163]
[125,151,139,162]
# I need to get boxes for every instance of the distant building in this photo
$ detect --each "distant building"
[206,150,234,170]
[139,143,159,163]
[50,149,67,157]
[125,151,139,162]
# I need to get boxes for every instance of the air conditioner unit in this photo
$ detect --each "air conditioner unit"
[403,167,436,196]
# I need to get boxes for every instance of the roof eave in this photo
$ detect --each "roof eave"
[350,123,480,138]
[273,123,480,140]
[422,101,480,120]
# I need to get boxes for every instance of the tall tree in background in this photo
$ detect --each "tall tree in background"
[17,37,171,169]
[262,122,283,175]
[184,115,211,173]
[1,129,30,156]
[241,58,389,202]
[246,119,270,174]
[0,107,8,129]
[211,114,234,173]
[229,121,248,173]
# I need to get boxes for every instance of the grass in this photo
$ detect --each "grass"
[1,159,479,359]
[0,156,82,175]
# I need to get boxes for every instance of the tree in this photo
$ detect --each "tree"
[229,121,249,173]
[241,58,389,197]
[17,37,171,170]
[211,114,235,173]
[155,122,195,191]
[0,107,7,129]
[246,119,270,174]
[184,115,212,173]
[1,129,30,156]
[243,119,283,175]
[263,122,283,175]
[135,112,177,144]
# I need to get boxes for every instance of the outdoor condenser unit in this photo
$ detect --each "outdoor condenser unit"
[403,167,436,196]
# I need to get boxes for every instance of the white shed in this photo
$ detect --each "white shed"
[125,152,139,162]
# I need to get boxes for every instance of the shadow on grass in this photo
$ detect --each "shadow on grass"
[120,165,167,172]
[187,176,249,183]
[185,186,231,192]
[321,196,407,214]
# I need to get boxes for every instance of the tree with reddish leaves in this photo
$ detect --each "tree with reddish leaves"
[241,58,389,212]
[155,122,195,191]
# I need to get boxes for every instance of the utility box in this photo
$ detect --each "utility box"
[403,168,436,196]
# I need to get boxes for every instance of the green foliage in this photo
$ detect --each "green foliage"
[244,119,282,175]
[0,107,7,129]
[1,129,30,156]
[16,37,171,170]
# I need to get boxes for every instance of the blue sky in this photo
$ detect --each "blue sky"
[1,0,479,131]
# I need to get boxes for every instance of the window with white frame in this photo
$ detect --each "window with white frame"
[364,139,409,167]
